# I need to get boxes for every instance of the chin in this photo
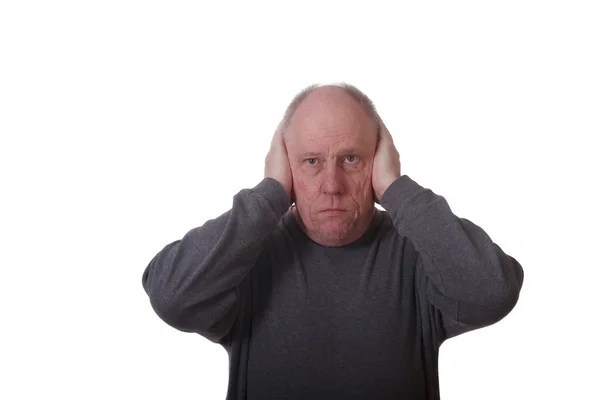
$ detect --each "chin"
[318,219,355,235]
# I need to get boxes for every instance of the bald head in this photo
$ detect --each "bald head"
[282,83,379,142]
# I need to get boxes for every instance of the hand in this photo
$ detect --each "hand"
[264,120,294,204]
[372,114,401,203]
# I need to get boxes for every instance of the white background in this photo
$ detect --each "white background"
[1,1,599,399]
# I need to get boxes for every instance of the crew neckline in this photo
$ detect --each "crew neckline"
[282,205,383,249]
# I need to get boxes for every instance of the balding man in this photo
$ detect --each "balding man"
[142,83,524,400]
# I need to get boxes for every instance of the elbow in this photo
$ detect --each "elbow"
[489,284,522,322]
[466,255,525,325]
[142,271,186,329]
[147,290,239,343]
[459,282,522,327]
[489,257,524,322]
[149,295,191,331]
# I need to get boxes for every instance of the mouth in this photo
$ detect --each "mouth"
[320,208,347,215]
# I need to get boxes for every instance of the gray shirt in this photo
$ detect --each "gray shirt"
[142,175,524,399]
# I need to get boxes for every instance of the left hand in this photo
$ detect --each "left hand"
[372,114,401,203]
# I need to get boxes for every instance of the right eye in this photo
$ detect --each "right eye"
[305,158,318,165]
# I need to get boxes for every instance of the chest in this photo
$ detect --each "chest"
[246,246,426,398]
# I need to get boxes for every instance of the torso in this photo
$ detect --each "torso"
[246,209,428,399]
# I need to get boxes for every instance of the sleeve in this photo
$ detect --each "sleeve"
[380,175,524,340]
[141,178,290,344]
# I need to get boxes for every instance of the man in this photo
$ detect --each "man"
[142,83,524,399]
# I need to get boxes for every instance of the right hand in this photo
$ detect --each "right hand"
[264,120,294,204]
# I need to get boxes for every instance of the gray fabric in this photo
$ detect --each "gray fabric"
[142,175,524,399]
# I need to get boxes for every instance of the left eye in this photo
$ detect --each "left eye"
[345,155,357,163]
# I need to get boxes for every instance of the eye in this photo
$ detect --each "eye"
[305,158,318,165]
[345,155,358,163]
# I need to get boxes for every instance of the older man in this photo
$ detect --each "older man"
[142,83,524,400]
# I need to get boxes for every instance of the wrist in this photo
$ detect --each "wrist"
[377,176,400,199]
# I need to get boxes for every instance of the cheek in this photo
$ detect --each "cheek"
[293,174,319,200]
[350,169,372,196]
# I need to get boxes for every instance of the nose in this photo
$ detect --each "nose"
[320,163,344,195]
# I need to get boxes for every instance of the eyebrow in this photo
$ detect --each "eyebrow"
[300,148,363,157]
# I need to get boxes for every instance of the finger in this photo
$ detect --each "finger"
[271,119,286,149]
[379,122,391,142]
[376,114,394,142]
[275,119,285,136]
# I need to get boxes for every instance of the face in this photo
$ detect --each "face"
[285,87,378,247]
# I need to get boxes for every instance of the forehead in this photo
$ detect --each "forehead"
[286,88,376,151]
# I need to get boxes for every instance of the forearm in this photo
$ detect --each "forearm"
[141,178,290,340]
[381,175,524,324]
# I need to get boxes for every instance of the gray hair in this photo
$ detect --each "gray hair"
[281,82,379,139]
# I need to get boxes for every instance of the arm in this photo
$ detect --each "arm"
[141,178,290,343]
[380,175,524,339]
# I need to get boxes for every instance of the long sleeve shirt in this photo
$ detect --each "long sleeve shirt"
[142,174,524,399]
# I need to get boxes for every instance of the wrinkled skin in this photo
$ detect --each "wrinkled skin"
[284,86,379,247]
